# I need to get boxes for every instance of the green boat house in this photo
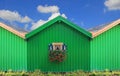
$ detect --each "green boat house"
[0,16,120,72]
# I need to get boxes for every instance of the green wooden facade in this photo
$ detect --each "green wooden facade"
[90,24,120,71]
[27,21,90,72]
[0,16,120,72]
[0,26,27,71]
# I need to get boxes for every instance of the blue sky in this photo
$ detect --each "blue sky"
[0,0,120,31]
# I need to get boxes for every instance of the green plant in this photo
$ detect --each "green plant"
[0,69,120,76]
[30,70,44,76]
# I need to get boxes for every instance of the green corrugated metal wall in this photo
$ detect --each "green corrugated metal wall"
[90,24,120,71]
[1,19,120,72]
[0,27,27,71]
[27,22,90,72]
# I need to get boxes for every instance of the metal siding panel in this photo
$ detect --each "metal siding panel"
[27,22,90,72]
[90,24,120,71]
[0,27,27,71]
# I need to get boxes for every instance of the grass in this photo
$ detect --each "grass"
[0,69,120,76]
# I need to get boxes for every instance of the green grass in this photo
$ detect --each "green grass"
[0,69,120,76]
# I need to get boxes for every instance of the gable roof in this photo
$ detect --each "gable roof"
[0,16,120,39]
[90,19,120,38]
[25,16,92,39]
[0,23,27,39]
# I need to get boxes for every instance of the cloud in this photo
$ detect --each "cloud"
[48,12,60,20]
[21,16,32,23]
[31,19,46,30]
[31,13,67,30]
[0,10,32,23]
[37,5,59,13]
[48,12,67,20]
[104,0,120,10]
[31,5,67,30]
[61,14,67,19]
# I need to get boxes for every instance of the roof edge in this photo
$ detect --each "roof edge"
[1,17,120,39]
[0,23,26,39]
[26,16,92,39]
[59,16,92,38]
[91,19,120,38]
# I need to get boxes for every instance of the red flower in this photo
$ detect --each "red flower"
[49,50,66,62]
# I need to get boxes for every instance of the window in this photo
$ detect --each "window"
[49,42,66,51]
[53,43,63,50]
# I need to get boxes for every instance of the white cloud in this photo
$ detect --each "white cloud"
[21,16,32,23]
[31,13,67,30]
[31,5,67,30]
[48,12,60,20]
[61,14,67,19]
[37,5,59,13]
[31,19,46,30]
[0,10,32,23]
[104,0,120,10]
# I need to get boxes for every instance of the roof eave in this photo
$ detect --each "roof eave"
[91,19,120,38]
[59,17,92,38]
[0,23,26,39]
